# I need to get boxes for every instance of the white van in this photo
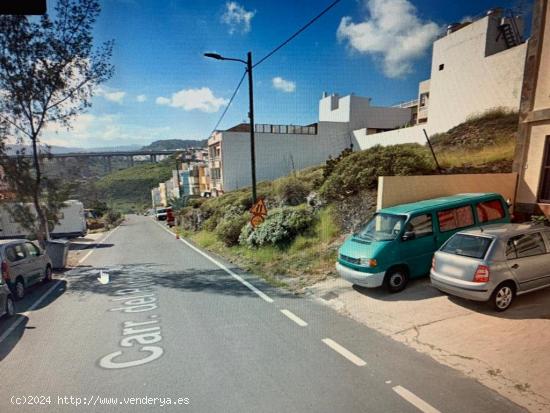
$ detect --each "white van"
[0,200,87,239]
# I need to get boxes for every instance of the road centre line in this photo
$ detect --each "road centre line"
[155,221,274,303]
[321,338,367,366]
[0,227,118,345]
[392,385,441,413]
[280,309,308,326]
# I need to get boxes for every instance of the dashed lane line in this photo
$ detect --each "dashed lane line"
[321,338,367,367]
[280,309,308,326]
[392,385,441,413]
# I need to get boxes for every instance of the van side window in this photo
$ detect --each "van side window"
[407,214,433,238]
[507,233,547,259]
[437,206,474,232]
[476,199,505,223]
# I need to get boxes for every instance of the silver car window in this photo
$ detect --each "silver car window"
[507,232,547,259]
[25,242,40,257]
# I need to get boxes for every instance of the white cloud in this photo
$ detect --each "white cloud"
[221,2,255,34]
[136,94,147,102]
[95,86,126,103]
[155,96,171,105]
[337,0,441,78]
[272,77,296,93]
[156,88,228,113]
[42,112,171,147]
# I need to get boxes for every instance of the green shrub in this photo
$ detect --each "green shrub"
[276,176,310,206]
[215,206,248,246]
[319,144,434,202]
[240,204,314,247]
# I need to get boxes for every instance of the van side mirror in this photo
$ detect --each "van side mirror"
[402,231,416,241]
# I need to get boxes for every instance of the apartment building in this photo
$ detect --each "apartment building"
[514,0,550,217]
[208,94,411,194]
[188,163,210,196]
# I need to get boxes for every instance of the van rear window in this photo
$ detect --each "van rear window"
[442,234,493,259]
[476,199,505,223]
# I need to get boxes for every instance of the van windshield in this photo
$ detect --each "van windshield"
[357,213,405,241]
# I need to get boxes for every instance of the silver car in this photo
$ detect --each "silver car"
[0,282,15,318]
[430,223,550,311]
[0,239,53,300]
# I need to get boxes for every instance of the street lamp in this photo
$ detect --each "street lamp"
[204,51,257,203]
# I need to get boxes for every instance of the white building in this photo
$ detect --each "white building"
[426,8,527,134]
[357,8,528,150]
[209,94,411,194]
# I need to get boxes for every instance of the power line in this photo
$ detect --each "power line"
[253,0,342,69]
[209,70,247,136]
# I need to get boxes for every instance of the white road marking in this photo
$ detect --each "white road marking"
[392,386,441,413]
[155,221,274,303]
[280,309,308,326]
[321,338,367,366]
[0,228,119,345]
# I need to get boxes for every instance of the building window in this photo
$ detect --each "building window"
[540,136,550,203]
[439,63,444,71]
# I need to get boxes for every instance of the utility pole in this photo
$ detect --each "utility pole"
[204,51,258,204]
[246,52,257,203]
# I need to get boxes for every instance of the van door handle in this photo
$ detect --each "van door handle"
[511,264,519,269]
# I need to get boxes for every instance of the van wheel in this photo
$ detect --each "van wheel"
[491,282,515,312]
[384,268,409,293]
[43,265,53,283]
[5,296,15,317]
[14,278,25,300]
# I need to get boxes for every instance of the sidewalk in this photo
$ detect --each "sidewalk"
[307,276,550,413]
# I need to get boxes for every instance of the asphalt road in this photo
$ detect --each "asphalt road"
[0,215,524,413]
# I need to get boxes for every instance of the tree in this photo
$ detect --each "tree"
[0,0,113,241]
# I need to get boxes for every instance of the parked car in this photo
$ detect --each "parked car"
[0,281,15,319]
[431,223,550,311]
[0,239,53,300]
[337,193,510,293]
[155,207,171,221]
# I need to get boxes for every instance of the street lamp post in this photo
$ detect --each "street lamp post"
[204,51,257,203]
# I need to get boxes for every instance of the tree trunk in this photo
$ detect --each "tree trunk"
[31,136,48,244]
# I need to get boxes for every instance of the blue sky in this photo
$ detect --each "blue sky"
[42,0,525,148]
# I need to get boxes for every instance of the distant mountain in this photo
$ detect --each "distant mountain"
[5,143,142,155]
[141,139,207,151]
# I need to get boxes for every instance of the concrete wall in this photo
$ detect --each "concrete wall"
[319,94,411,131]
[427,14,527,134]
[515,0,550,215]
[353,125,426,150]
[377,173,518,210]
[220,121,350,191]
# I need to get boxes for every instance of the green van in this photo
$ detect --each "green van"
[336,193,510,293]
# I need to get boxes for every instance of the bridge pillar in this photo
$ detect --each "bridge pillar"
[150,154,157,163]
[105,155,112,173]
[129,156,134,167]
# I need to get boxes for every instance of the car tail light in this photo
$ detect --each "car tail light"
[473,265,490,283]
[432,256,436,271]
[1,260,10,282]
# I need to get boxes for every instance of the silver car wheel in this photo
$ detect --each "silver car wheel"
[6,297,15,317]
[15,280,25,299]
[495,286,513,309]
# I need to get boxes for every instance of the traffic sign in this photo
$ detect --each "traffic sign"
[250,198,268,229]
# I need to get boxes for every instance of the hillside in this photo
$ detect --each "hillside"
[430,108,518,173]
[176,109,519,291]
[95,159,174,212]
[141,139,207,151]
